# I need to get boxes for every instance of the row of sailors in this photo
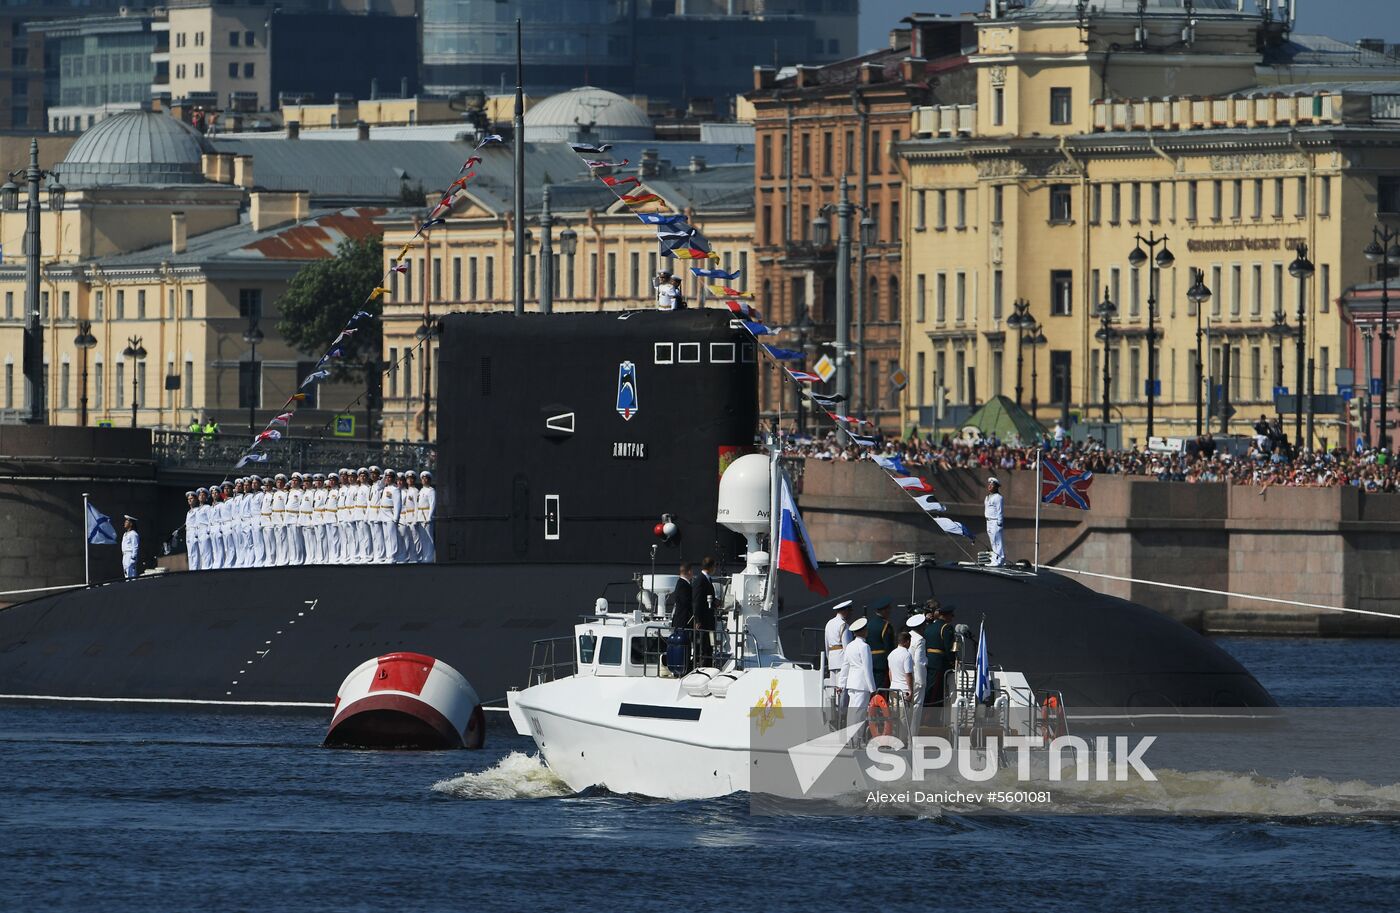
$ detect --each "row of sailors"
[184,467,436,570]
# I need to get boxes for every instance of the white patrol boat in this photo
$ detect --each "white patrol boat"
[506,446,1069,800]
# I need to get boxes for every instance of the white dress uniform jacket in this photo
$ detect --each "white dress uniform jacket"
[121,528,140,579]
[417,485,436,563]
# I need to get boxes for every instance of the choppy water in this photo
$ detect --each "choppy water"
[5,637,1400,910]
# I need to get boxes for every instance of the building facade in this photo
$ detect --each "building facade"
[376,147,754,440]
[746,15,976,431]
[898,0,1400,448]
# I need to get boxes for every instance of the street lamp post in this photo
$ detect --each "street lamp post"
[1361,325,1375,446]
[241,320,263,436]
[1187,268,1212,436]
[1129,231,1174,440]
[1006,298,1034,408]
[1288,243,1315,452]
[2,139,66,425]
[74,320,96,426]
[415,315,439,443]
[121,336,145,428]
[1029,323,1047,419]
[1094,288,1117,425]
[792,309,816,435]
[812,177,875,410]
[539,185,553,314]
[1364,227,1400,451]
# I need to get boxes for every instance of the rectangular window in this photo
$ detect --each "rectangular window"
[452,257,461,300]
[992,87,1005,126]
[916,274,926,323]
[468,257,478,299]
[94,290,103,321]
[955,190,966,228]
[1110,267,1121,315]
[94,362,103,409]
[992,350,1003,397]
[485,256,495,298]
[1273,263,1284,315]
[527,255,536,301]
[41,291,49,321]
[183,360,193,408]
[168,289,175,319]
[137,290,146,319]
[1051,351,1071,405]
[1274,178,1284,218]
[1320,263,1331,314]
[629,252,640,298]
[1050,184,1072,222]
[61,291,70,320]
[403,351,413,402]
[779,134,788,178]
[184,289,193,319]
[1050,270,1073,316]
[1110,183,1121,224]
[237,288,261,322]
[800,203,811,242]
[388,347,398,398]
[916,190,927,230]
[844,130,854,175]
[237,361,260,409]
[1231,264,1242,316]
[822,131,832,176]
[1049,87,1072,125]
[432,258,442,300]
[955,272,967,323]
[993,270,1004,321]
[1252,264,1263,316]
[760,135,772,177]
[992,185,1003,224]
[1321,347,1330,397]
[955,349,966,403]
[869,131,881,174]
[230,30,239,46]
[60,362,70,410]
[1320,176,1331,217]
[800,132,810,175]
[935,273,947,323]
[1251,346,1262,401]
[136,361,147,407]
[566,253,576,298]
[606,253,617,298]
[1253,179,1263,219]
[1378,176,1400,214]
[589,253,598,298]
[1130,182,1141,223]
[916,351,926,406]
[870,203,881,243]
[761,205,772,245]
[229,62,238,78]
[1130,268,1141,317]
[1296,177,1308,218]
[1130,347,1141,401]
[1151,182,1161,223]
[936,190,947,230]
[738,252,748,292]
[1187,181,1198,221]
[891,200,900,240]
[1212,180,1222,220]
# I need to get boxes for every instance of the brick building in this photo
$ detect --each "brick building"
[745,15,975,432]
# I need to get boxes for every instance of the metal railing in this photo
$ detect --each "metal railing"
[527,636,576,687]
[152,430,436,477]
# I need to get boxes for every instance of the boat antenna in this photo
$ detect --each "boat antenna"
[765,416,780,612]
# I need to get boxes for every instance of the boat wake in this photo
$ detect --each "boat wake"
[431,751,571,800]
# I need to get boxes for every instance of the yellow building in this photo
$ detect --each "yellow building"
[0,111,372,430]
[158,2,272,112]
[899,0,1400,447]
[377,145,755,440]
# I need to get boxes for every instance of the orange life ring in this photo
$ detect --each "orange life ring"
[867,693,894,739]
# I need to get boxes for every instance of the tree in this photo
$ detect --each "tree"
[275,235,384,377]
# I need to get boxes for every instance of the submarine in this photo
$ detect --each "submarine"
[0,311,1275,715]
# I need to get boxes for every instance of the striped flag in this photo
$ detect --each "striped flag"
[892,475,934,493]
[786,368,822,383]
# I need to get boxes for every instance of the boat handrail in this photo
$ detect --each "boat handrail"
[526,636,576,687]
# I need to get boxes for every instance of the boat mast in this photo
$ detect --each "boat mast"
[764,417,780,614]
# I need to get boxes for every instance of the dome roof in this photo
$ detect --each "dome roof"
[523,86,653,143]
[60,111,215,187]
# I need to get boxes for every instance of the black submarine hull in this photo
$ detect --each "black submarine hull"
[0,562,1274,714]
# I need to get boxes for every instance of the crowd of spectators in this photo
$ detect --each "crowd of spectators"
[782,417,1400,493]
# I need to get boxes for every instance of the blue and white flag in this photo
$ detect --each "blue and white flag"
[85,501,117,546]
[934,516,974,540]
[873,453,909,475]
[762,345,805,362]
[974,623,991,703]
[637,213,688,226]
[690,266,741,280]
[476,134,504,149]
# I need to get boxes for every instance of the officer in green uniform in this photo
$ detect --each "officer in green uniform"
[864,597,896,689]
[924,599,956,706]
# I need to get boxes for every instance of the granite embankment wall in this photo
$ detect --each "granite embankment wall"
[0,426,160,597]
[796,459,1400,636]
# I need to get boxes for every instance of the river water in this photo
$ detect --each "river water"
[5,636,1400,910]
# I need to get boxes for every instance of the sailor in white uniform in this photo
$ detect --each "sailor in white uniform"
[377,469,400,564]
[838,617,875,733]
[906,612,929,707]
[417,471,436,563]
[183,492,200,571]
[220,482,237,569]
[259,478,276,567]
[248,476,266,567]
[824,600,853,688]
[197,489,215,570]
[271,474,290,566]
[352,468,372,563]
[321,475,340,564]
[399,471,419,562]
[309,475,327,564]
[121,515,140,580]
[298,474,316,564]
[336,469,354,563]
[232,480,250,568]
[888,632,914,706]
[288,474,308,565]
[984,476,1005,567]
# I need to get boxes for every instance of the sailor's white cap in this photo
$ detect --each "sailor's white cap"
[184,490,195,497]
[357,466,369,475]
[339,467,351,475]
[275,473,287,481]
[987,476,1001,486]
[123,514,138,521]
[369,465,381,473]
[833,599,853,612]
[404,469,416,477]
[420,471,432,479]
[290,471,302,480]
[312,473,324,480]
[905,613,927,628]
[849,617,868,633]
[382,468,397,477]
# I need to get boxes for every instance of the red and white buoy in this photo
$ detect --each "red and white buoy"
[324,652,485,750]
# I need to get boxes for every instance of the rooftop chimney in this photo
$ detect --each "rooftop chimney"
[753,66,776,90]
[356,120,370,141]
[859,62,883,85]
[640,148,660,178]
[171,211,187,255]
[233,154,254,189]
[287,119,300,140]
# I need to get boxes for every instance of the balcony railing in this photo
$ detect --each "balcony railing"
[152,430,436,477]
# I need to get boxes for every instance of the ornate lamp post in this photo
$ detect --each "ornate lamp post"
[813,177,875,410]
[1094,287,1117,425]
[1288,243,1315,451]
[241,320,263,435]
[1005,298,1034,408]
[415,314,440,443]
[1128,231,1174,439]
[121,336,146,428]
[2,141,66,424]
[73,319,96,426]
[1364,227,1400,451]
[1187,268,1212,436]
[1028,323,1047,419]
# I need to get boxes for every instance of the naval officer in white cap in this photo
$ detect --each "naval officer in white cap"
[824,599,853,691]
[984,476,1005,567]
[838,616,875,733]
[417,471,436,563]
[906,611,929,706]
[121,515,140,580]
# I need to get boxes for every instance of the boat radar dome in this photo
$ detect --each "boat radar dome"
[716,452,771,552]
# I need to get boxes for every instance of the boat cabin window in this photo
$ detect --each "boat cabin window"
[577,634,597,664]
[629,633,667,665]
[599,636,623,666]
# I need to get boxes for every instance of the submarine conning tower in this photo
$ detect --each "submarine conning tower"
[435,310,759,565]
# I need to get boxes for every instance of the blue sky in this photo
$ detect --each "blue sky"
[859,0,1388,54]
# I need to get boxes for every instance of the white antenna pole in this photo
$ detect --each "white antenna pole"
[82,492,91,587]
[1033,448,1042,569]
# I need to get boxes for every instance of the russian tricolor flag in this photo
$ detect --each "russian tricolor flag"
[777,474,828,596]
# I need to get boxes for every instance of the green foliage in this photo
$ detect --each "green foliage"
[275,235,384,377]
